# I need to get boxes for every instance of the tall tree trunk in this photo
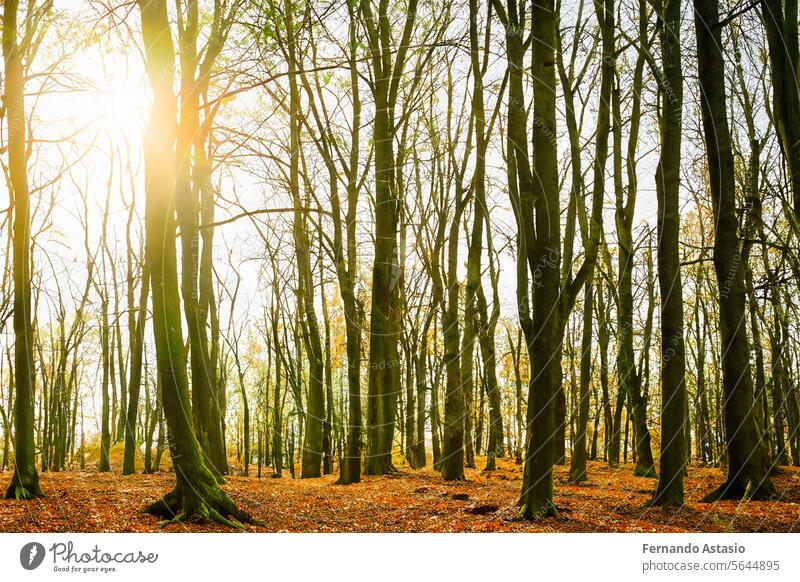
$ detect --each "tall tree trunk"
[239,373,250,477]
[695,0,774,501]
[441,183,467,480]
[320,256,334,476]
[431,318,443,469]
[513,0,562,519]
[480,217,503,470]
[283,0,325,479]
[99,288,111,473]
[614,0,654,476]
[327,2,364,485]
[361,0,417,476]
[173,0,228,480]
[137,0,254,527]
[3,0,44,500]
[693,270,713,465]
[271,310,284,478]
[651,0,687,507]
[597,285,612,463]
[746,267,772,462]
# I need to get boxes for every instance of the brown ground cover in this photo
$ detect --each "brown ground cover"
[2,458,798,532]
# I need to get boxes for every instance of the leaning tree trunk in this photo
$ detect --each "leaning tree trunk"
[137,0,254,527]
[3,0,44,501]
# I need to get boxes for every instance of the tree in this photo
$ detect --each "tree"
[694,0,774,501]
[122,265,149,475]
[441,51,471,482]
[280,0,325,479]
[96,194,113,472]
[494,0,563,518]
[173,0,235,479]
[3,0,46,501]
[565,0,614,482]
[650,0,687,507]
[570,276,594,483]
[137,0,254,527]
[761,0,800,221]
[610,0,655,476]
[361,0,419,476]
[288,0,366,482]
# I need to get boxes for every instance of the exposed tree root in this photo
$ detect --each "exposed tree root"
[144,485,260,529]
[144,489,181,518]
[700,478,775,503]
[4,472,45,500]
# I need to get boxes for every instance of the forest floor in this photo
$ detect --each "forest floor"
[2,457,799,532]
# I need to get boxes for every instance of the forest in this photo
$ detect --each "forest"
[0,0,799,533]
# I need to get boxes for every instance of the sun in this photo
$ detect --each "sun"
[93,86,148,137]
[64,35,150,141]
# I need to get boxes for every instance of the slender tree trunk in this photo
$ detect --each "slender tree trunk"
[570,282,593,483]
[651,0,687,507]
[414,325,429,469]
[99,288,111,473]
[479,248,503,469]
[613,2,654,475]
[271,319,283,478]
[431,321,443,469]
[239,373,250,477]
[3,0,44,500]
[123,269,150,475]
[694,271,713,465]
[320,259,334,476]
[283,3,325,479]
